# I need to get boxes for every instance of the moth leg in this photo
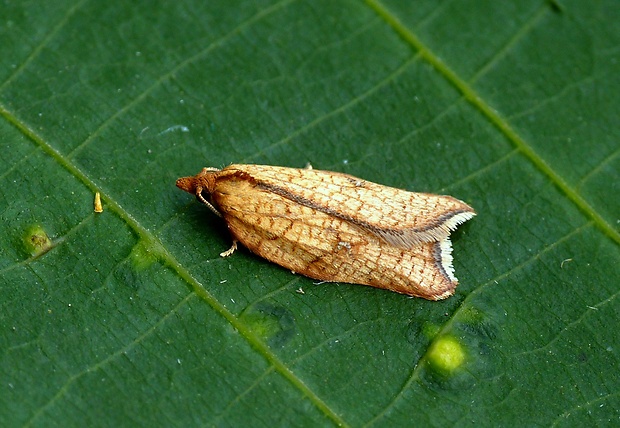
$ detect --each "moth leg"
[220,240,238,257]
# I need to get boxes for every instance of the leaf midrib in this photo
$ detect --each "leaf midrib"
[0,102,350,427]
[366,0,620,247]
[1,0,348,426]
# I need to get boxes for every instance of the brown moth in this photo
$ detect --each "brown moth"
[176,164,475,300]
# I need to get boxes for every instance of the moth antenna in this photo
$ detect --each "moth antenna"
[195,187,222,218]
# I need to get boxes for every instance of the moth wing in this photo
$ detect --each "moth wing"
[216,182,459,300]
[227,164,475,248]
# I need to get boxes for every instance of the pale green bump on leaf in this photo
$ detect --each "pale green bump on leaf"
[130,236,167,270]
[239,302,296,348]
[22,224,52,257]
[456,305,484,324]
[427,335,466,374]
[421,321,441,339]
[242,311,279,339]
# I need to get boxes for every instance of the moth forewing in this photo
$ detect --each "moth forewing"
[222,198,456,300]
[225,164,475,245]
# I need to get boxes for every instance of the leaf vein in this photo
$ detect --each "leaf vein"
[365,0,620,245]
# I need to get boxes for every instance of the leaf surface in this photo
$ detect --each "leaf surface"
[1,0,619,426]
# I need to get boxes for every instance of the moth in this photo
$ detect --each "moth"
[176,164,475,300]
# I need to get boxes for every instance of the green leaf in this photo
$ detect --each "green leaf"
[2,0,619,426]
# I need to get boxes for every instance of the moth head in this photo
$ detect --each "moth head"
[175,176,197,194]
[176,167,220,196]
[176,168,223,217]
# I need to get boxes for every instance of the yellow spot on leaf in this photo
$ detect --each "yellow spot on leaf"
[23,225,53,257]
[427,335,465,373]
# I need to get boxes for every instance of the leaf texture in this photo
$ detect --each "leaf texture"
[1,0,619,426]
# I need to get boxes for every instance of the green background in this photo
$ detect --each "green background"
[1,0,619,426]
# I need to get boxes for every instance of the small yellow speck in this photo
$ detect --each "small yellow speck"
[94,192,103,213]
